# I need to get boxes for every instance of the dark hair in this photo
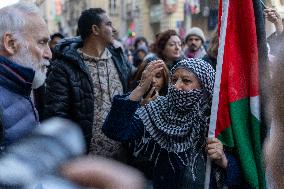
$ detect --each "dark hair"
[153,29,180,60]
[207,31,218,59]
[134,37,148,50]
[50,32,64,40]
[129,56,169,96]
[78,8,106,41]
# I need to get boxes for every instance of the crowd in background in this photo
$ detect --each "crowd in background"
[0,1,284,189]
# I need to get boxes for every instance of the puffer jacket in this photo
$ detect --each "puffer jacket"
[44,37,132,151]
[0,56,38,149]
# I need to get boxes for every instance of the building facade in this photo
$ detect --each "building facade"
[123,0,218,42]
[21,0,67,35]
[24,0,284,41]
[24,0,218,41]
[61,0,126,37]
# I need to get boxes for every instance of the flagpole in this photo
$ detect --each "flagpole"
[204,0,230,188]
[259,0,268,9]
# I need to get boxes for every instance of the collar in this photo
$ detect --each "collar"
[0,56,34,96]
[186,46,206,59]
[77,48,112,62]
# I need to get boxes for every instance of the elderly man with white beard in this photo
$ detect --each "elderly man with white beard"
[0,2,52,150]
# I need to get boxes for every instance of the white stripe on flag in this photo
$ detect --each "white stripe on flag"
[205,0,230,189]
[250,95,260,120]
[208,0,230,138]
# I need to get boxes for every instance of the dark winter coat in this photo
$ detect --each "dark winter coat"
[44,37,132,151]
[202,55,217,71]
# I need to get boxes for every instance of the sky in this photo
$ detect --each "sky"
[0,0,19,9]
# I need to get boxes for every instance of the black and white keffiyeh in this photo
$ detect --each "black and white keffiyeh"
[168,86,202,113]
[135,58,215,179]
[171,58,215,95]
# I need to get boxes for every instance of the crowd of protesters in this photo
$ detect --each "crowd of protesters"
[0,1,284,189]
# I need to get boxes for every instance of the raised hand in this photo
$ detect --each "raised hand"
[140,87,159,106]
[129,60,164,101]
[264,8,283,34]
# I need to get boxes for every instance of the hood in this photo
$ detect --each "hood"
[53,36,83,63]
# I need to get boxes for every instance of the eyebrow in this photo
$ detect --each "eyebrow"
[172,74,192,79]
[189,37,200,39]
[181,76,192,79]
[40,37,50,43]
[167,41,181,44]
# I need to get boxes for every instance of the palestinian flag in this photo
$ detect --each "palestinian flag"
[207,0,267,188]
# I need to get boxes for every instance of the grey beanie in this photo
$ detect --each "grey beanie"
[185,27,206,43]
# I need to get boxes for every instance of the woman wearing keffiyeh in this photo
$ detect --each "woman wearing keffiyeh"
[103,58,241,189]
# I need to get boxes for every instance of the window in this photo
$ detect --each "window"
[109,0,118,16]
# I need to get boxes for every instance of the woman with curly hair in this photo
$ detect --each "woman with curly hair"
[152,29,184,69]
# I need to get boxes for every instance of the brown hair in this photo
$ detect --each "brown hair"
[207,31,219,59]
[153,29,180,60]
[128,57,169,96]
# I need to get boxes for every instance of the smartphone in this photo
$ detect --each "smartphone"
[143,83,155,98]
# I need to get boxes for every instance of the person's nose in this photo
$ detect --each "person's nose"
[43,45,52,60]
[175,44,181,51]
[112,26,117,34]
[192,40,197,45]
[174,78,183,90]
[152,77,157,84]
[174,44,179,50]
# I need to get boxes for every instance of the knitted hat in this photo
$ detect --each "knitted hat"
[136,44,148,54]
[185,27,206,43]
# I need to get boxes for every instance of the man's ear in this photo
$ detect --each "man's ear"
[2,32,18,55]
[91,25,100,35]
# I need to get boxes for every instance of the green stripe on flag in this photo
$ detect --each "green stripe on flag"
[217,126,234,148]
[251,113,266,189]
[223,98,266,188]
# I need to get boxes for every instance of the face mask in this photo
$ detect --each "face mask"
[168,85,202,113]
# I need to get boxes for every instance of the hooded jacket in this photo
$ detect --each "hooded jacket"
[44,37,132,150]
